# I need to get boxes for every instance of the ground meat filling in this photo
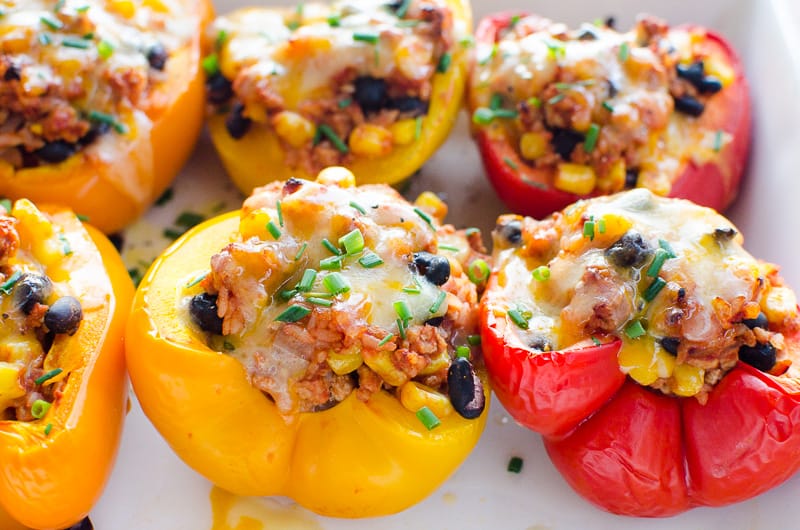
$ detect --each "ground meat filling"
[491,189,800,404]
[205,0,456,173]
[0,203,84,421]
[471,14,733,196]
[0,0,190,169]
[184,173,487,419]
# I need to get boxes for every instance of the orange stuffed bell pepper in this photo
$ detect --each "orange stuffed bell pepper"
[126,167,489,517]
[0,0,212,234]
[0,199,133,529]
[203,0,472,193]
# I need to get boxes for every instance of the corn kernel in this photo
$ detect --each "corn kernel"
[399,381,453,417]
[414,191,447,222]
[670,363,705,397]
[11,199,63,267]
[762,287,798,323]
[703,55,735,87]
[363,351,407,387]
[107,0,135,17]
[519,132,548,160]
[418,349,450,376]
[29,124,43,135]
[348,123,393,158]
[596,159,626,193]
[238,208,272,240]
[142,0,170,12]
[554,163,597,195]
[316,166,355,188]
[389,119,418,146]
[326,346,363,375]
[0,336,44,364]
[272,111,315,148]
[595,213,632,241]
[0,362,25,410]
[618,337,674,386]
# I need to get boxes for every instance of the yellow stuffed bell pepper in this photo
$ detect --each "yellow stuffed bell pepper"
[0,0,213,234]
[204,0,472,194]
[0,199,133,529]
[126,167,489,517]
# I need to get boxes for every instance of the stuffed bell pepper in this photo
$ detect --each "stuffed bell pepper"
[481,189,800,516]
[204,0,471,193]
[468,14,750,218]
[125,167,489,517]
[0,0,212,233]
[0,199,133,529]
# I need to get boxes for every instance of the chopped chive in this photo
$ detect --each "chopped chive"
[456,345,471,359]
[215,29,228,50]
[625,319,646,339]
[327,13,341,27]
[322,238,342,256]
[464,227,479,237]
[591,336,602,345]
[527,96,541,108]
[39,33,52,45]
[647,248,669,277]
[319,255,343,270]
[323,272,350,295]
[201,53,220,76]
[275,304,311,322]
[349,201,366,214]
[40,16,63,30]
[175,211,204,228]
[713,130,724,152]
[87,110,127,133]
[276,200,284,226]
[459,36,474,48]
[545,40,565,59]
[353,32,379,44]
[396,19,421,27]
[658,239,677,258]
[0,198,11,212]
[34,368,63,385]
[338,97,351,109]
[317,124,349,153]
[395,0,411,18]
[279,288,298,300]
[31,399,51,419]
[377,333,395,347]
[358,251,384,269]
[472,107,495,125]
[507,308,529,329]
[467,334,481,346]
[584,123,600,153]
[583,220,595,240]
[402,285,421,294]
[429,290,447,314]
[532,265,550,281]
[297,269,317,292]
[294,242,308,261]
[54,0,65,11]
[510,14,521,27]
[438,244,460,252]
[394,300,412,322]
[76,213,90,222]
[266,220,281,240]
[396,317,407,339]
[597,218,606,234]
[339,229,364,255]
[306,296,333,307]
[97,40,114,59]
[416,406,441,430]
[618,42,630,62]
[467,259,490,284]
[489,93,503,110]
[223,340,235,351]
[507,456,524,473]
[155,187,173,206]
[503,157,518,170]
[493,108,519,119]
[602,100,614,113]
[414,115,423,140]
[643,277,667,302]
[185,272,208,288]
[62,38,90,49]
[58,233,72,255]
[0,270,22,294]
[437,52,451,73]
[413,207,435,229]
[548,93,565,105]
[44,423,53,435]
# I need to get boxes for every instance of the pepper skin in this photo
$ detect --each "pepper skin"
[125,211,489,518]
[207,0,471,194]
[0,0,213,234]
[469,13,751,219]
[0,203,133,529]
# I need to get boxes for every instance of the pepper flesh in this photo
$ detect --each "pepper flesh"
[125,211,488,517]
[0,204,133,529]
[207,0,472,194]
[0,0,213,234]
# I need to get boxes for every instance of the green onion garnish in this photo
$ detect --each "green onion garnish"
[394,300,412,322]
[467,334,481,346]
[317,124,348,153]
[414,207,435,229]
[0,198,11,212]
[625,319,646,339]
[276,200,284,226]
[297,269,317,292]
[163,228,183,240]
[429,290,446,314]
[322,238,342,255]
[54,0,65,11]
[472,107,495,125]
[338,98,351,109]
[532,265,550,281]
[44,423,53,435]
[76,213,90,222]
[294,242,308,261]
[646,248,669,277]
[339,229,364,255]
[0,270,22,294]
[39,33,52,45]
[319,255,343,270]
[97,40,114,59]
[591,336,602,345]
[185,272,208,288]
[467,259,490,284]
[584,123,600,153]
[643,277,667,302]
[306,296,333,307]
[618,42,630,62]
[34,368,63,385]
[63,38,90,49]
[602,101,614,113]
[456,345,470,359]
[527,96,542,108]
[490,93,503,110]
[507,308,529,329]
[583,220,595,240]
[214,29,228,49]
[76,4,90,11]
[353,32,379,44]
[279,289,298,300]
[546,40,565,59]
[58,233,72,255]
[713,130,724,152]
[40,15,63,30]
[327,13,341,27]
[266,220,281,240]
[323,272,350,295]
[597,218,606,234]
[395,0,411,18]
[507,456,524,473]
[402,285,421,294]
[275,304,311,323]
[396,317,407,339]
[358,251,384,269]
[416,406,441,430]
[658,239,677,258]
[176,211,204,227]
[438,244,460,252]
[503,157,518,170]
[155,187,173,206]
[201,53,219,76]
[548,93,565,105]
[349,201,366,214]
[377,333,395,347]
[437,52,451,74]
[31,399,51,419]
[87,110,127,134]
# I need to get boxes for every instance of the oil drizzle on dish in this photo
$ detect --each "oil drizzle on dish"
[209,487,322,530]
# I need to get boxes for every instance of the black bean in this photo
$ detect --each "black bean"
[739,342,777,372]
[576,26,599,40]
[424,316,444,327]
[4,64,20,81]
[713,227,737,243]
[64,517,93,530]
[206,73,233,104]
[412,251,450,286]
[742,312,769,330]
[190,293,223,335]
[550,128,584,160]
[14,273,53,314]
[607,79,619,98]
[146,43,168,71]
[387,96,428,117]
[676,61,705,85]
[36,141,76,164]
[225,103,251,140]
[673,95,705,117]
[78,122,110,146]
[624,168,639,188]
[605,231,653,268]
[496,219,522,245]
[447,357,485,419]
[604,16,616,29]
[353,76,388,113]
[698,76,723,94]
[45,296,83,335]
[528,335,552,352]
[659,337,680,355]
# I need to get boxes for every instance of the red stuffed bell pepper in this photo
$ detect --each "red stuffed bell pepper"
[468,13,751,219]
[480,189,800,516]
